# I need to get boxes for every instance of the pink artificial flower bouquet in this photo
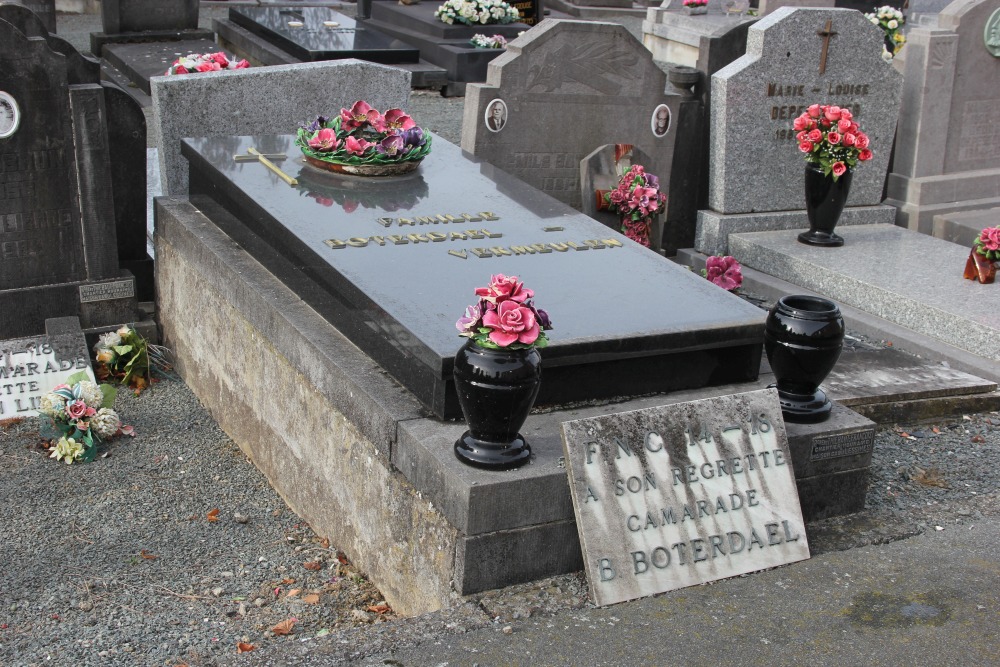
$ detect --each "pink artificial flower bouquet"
[456,274,552,350]
[793,104,873,181]
[701,255,743,291]
[603,164,666,248]
[165,52,249,75]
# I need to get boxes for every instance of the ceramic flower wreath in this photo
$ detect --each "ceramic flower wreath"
[296,101,432,167]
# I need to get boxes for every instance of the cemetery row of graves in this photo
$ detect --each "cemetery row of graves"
[1,0,999,615]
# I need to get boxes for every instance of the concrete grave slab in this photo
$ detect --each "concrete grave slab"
[729,224,1000,363]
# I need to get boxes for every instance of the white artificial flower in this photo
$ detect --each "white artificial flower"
[887,19,898,29]
[91,408,121,439]
[77,381,104,409]
[882,47,894,62]
[50,436,84,464]
[39,392,67,418]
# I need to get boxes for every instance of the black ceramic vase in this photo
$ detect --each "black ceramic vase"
[799,164,852,247]
[764,295,844,423]
[453,340,541,469]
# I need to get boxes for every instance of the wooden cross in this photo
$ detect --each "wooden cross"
[233,147,298,186]
[816,19,838,75]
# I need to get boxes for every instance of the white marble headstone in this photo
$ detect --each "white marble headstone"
[561,389,809,606]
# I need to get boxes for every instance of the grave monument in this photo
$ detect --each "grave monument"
[462,19,691,241]
[0,0,55,33]
[695,7,903,255]
[0,19,139,339]
[885,0,1000,234]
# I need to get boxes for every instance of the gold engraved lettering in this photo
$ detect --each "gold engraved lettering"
[602,238,623,247]
[388,235,409,245]
[445,214,460,222]
[566,241,589,251]
[463,213,483,222]
[371,236,386,246]
[436,215,449,223]
[449,231,468,241]
[426,232,447,242]
[490,246,512,256]
[549,243,570,252]
[479,212,499,221]
[510,245,536,255]
[347,237,369,247]
[584,240,606,249]
[467,230,484,240]
[448,249,468,259]
[407,233,430,243]
[481,229,502,239]
[325,239,347,249]
[416,216,435,225]
[471,247,493,258]
[530,243,552,253]
[398,218,414,226]
[376,217,393,228]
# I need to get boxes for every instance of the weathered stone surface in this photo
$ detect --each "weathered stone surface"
[100,0,198,34]
[151,59,410,196]
[561,389,809,606]
[729,224,1000,362]
[0,0,55,33]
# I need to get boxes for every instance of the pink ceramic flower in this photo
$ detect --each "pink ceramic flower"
[308,128,339,151]
[704,256,743,291]
[475,274,533,304]
[344,136,372,156]
[340,100,382,132]
[979,227,1000,252]
[209,52,229,66]
[66,400,88,420]
[234,59,250,69]
[799,141,814,153]
[482,300,540,347]
[832,161,847,177]
[383,109,416,132]
[858,149,873,161]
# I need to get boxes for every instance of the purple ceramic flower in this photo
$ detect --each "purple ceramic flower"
[456,302,483,337]
[377,134,405,157]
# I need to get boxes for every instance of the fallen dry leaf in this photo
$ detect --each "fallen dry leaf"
[912,467,949,489]
[281,578,296,585]
[336,552,349,565]
[286,588,300,598]
[367,603,391,614]
[303,561,322,571]
[302,594,320,605]
[321,538,330,549]
[972,435,986,443]
[139,550,158,560]
[271,618,297,636]
[207,508,220,523]
[237,642,256,653]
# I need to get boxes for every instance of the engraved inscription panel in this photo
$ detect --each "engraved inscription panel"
[958,100,1000,162]
[79,279,135,303]
[810,430,875,461]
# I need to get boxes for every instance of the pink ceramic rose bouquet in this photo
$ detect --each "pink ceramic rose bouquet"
[456,274,552,350]
[974,226,1000,262]
[793,104,873,181]
[165,52,249,75]
[964,225,1000,284]
[603,164,666,248]
[701,255,743,291]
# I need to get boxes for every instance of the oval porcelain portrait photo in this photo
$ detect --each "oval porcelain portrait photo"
[0,91,20,139]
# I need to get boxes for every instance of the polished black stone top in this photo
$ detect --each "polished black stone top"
[229,7,419,64]
[182,134,764,418]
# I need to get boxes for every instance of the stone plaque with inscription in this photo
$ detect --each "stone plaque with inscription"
[462,20,683,212]
[0,317,96,418]
[181,133,766,420]
[709,7,902,214]
[561,389,809,606]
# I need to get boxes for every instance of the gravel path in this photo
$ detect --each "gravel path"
[3,374,999,666]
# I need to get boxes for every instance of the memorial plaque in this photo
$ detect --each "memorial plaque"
[181,133,765,419]
[561,389,809,606]
[0,319,95,418]
[709,7,902,214]
[229,7,419,64]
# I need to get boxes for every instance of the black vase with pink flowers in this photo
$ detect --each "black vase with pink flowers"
[453,275,552,470]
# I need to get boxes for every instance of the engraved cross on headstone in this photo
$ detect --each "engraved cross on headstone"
[816,19,838,75]
[234,147,298,186]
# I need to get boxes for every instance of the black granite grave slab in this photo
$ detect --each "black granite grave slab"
[101,0,199,34]
[229,7,419,64]
[102,38,221,96]
[182,134,764,419]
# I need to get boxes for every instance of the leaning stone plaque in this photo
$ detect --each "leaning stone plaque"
[561,389,810,606]
[0,318,95,418]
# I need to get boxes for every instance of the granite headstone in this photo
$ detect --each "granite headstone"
[0,3,101,84]
[462,19,683,217]
[885,0,1000,233]
[179,132,766,419]
[561,389,809,606]
[696,7,903,254]
[0,20,137,338]
[100,0,198,34]
[758,0,834,15]
[151,59,410,196]
[0,0,55,33]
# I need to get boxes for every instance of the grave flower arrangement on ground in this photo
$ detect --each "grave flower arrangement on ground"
[93,326,172,394]
[164,51,249,75]
[602,164,666,248]
[470,33,508,49]
[683,0,709,14]
[434,0,520,26]
[963,225,1000,284]
[38,373,133,464]
[865,6,906,61]
[453,274,552,469]
[701,255,743,291]
[297,101,432,176]
[793,104,873,247]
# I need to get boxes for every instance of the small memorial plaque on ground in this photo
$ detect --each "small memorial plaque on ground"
[561,388,810,606]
